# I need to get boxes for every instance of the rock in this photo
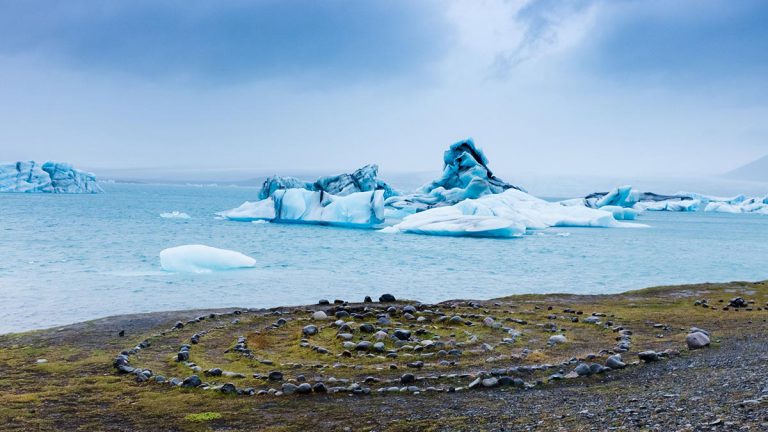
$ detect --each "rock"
[483,317,495,327]
[177,351,190,362]
[393,329,411,341]
[118,330,125,337]
[373,342,386,352]
[355,341,373,351]
[584,316,601,324]
[606,354,626,369]
[548,335,567,345]
[313,382,327,393]
[36,359,48,364]
[174,321,184,329]
[403,305,417,314]
[220,383,237,394]
[468,377,482,389]
[686,332,711,350]
[379,294,396,302]
[181,375,202,388]
[364,296,373,303]
[729,297,748,308]
[407,361,424,369]
[318,299,330,305]
[638,351,660,362]
[481,378,498,388]
[690,327,710,336]
[268,371,284,381]
[206,368,222,377]
[359,323,375,333]
[296,383,312,394]
[401,373,416,384]
[448,315,464,324]
[282,383,298,395]
[373,330,389,340]
[575,363,593,377]
[302,325,319,336]
[312,311,328,320]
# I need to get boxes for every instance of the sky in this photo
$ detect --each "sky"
[1,0,767,179]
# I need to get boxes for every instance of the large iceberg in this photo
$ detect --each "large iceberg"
[384,139,524,217]
[258,164,396,200]
[160,245,256,273]
[0,161,103,193]
[383,188,638,238]
[219,189,386,227]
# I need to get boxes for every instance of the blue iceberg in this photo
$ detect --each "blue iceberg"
[0,161,103,193]
[258,164,396,200]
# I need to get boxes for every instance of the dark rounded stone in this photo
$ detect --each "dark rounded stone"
[220,383,237,394]
[268,371,284,381]
[313,382,328,393]
[359,323,375,333]
[177,351,190,362]
[302,325,319,336]
[393,329,411,341]
[401,373,416,384]
[174,322,184,329]
[379,294,396,302]
[206,368,222,377]
[296,383,312,394]
[181,375,202,388]
[364,296,373,303]
[318,299,330,305]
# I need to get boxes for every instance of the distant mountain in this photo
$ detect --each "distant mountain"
[726,155,768,182]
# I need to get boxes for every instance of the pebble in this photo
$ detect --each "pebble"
[220,383,237,394]
[281,383,297,395]
[638,351,660,362]
[296,383,312,394]
[393,329,412,341]
[268,371,284,381]
[606,354,626,369]
[312,311,328,320]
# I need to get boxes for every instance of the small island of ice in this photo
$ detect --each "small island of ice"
[160,211,191,219]
[0,161,103,193]
[159,245,256,273]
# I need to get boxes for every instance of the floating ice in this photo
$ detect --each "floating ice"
[159,245,256,273]
[160,211,191,219]
[219,189,385,227]
[258,164,396,200]
[384,188,640,238]
[384,138,524,216]
[0,161,103,193]
[705,195,768,215]
[575,186,700,213]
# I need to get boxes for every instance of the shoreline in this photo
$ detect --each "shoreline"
[2,280,767,431]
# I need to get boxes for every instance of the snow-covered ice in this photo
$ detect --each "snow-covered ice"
[160,211,191,219]
[159,245,256,273]
[0,161,103,193]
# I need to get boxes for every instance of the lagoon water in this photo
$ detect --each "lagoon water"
[2,183,768,334]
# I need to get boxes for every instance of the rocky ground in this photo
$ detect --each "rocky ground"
[1,281,767,431]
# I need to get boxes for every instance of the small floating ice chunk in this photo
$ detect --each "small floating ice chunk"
[160,211,191,219]
[159,245,256,273]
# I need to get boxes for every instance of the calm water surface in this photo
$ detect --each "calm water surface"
[1,183,767,333]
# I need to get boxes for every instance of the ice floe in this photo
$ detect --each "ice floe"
[160,211,191,219]
[704,195,768,214]
[382,188,641,238]
[0,161,103,193]
[160,245,256,273]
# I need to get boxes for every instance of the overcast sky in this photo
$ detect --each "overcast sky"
[1,0,767,178]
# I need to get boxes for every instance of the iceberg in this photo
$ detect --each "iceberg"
[159,245,256,273]
[384,138,524,217]
[160,211,191,219]
[704,195,768,215]
[0,161,103,193]
[219,189,385,227]
[576,186,699,212]
[258,164,396,200]
[384,188,639,238]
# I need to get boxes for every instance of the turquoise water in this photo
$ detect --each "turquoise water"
[1,183,768,334]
